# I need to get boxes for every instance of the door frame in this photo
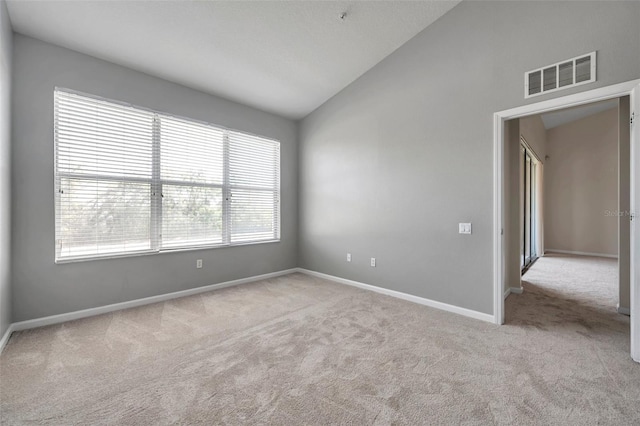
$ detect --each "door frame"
[493,79,640,361]
[520,140,540,273]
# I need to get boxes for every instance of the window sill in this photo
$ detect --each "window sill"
[54,239,281,264]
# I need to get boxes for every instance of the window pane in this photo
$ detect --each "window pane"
[161,185,223,248]
[228,131,280,242]
[229,131,279,189]
[229,189,277,243]
[55,90,154,261]
[160,116,224,185]
[57,178,151,258]
[56,91,153,179]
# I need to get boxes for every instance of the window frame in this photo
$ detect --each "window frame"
[54,88,281,263]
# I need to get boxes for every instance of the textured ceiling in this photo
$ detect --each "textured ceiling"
[541,99,618,130]
[6,0,460,119]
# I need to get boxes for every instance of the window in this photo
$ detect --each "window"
[54,89,280,262]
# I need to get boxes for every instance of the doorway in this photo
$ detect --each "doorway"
[492,79,640,362]
[507,101,624,318]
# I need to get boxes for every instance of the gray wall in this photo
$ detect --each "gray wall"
[12,35,298,322]
[0,0,12,336]
[299,1,640,315]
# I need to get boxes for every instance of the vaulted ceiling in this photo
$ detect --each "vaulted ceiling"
[7,0,460,119]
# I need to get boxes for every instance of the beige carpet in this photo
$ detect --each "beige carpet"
[1,255,639,425]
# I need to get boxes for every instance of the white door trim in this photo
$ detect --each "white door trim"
[629,83,640,362]
[493,80,640,361]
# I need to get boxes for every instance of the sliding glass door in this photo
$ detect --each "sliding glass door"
[521,144,538,271]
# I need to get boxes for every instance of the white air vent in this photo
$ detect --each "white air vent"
[525,52,596,98]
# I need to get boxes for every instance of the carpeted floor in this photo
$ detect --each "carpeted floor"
[1,254,638,425]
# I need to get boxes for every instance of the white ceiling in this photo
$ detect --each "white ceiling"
[540,99,618,130]
[6,0,460,119]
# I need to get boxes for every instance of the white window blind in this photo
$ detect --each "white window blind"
[55,91,155,259]
[54,89,280,262]
[159,115,225,249]
[228,131,280,243]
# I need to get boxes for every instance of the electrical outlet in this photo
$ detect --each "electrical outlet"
[196,259,203,269]
[347,253,352,262]
[370,257,376,267]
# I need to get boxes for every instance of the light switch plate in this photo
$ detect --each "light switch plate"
[459,223,472,234]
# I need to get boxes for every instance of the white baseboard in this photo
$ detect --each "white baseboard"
[3,267,497,352]
[297,268,495,324]
[0,324,15,354]
[503,286,523,300]
[617,304,631,316]
[545,249,618,259]
[3,268,298,350]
